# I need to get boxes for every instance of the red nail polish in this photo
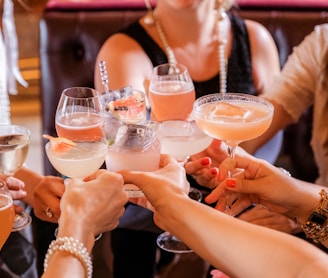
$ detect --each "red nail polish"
[201,157,210,166]
[226,179,236,188]
[211,168,218,175]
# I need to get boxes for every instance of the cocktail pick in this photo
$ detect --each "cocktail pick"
[99,60,110,94]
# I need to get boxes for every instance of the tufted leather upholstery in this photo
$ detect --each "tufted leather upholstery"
[39,4,328,182]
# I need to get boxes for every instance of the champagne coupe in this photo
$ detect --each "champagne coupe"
[44,135,108,240]
[193,93,274,209]
[0,181,15,249]
[44,136,108,180]
[157,120,212,253]
[0,124,32,231]
[55,87,105,140]
[149,63,196,121]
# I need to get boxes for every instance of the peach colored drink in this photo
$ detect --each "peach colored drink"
[194,101,273,145]
[0,194,15,249]
[149,81,195,121]
[56,112,104,139]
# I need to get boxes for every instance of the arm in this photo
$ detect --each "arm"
[94,31,153,92]
[42,170,128,278]
[121,156,328,277]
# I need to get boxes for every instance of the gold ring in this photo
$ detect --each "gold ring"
[46,207,54,218]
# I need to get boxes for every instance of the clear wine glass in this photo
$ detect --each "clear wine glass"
[0,124,32,231]
[193,93,274,210]
[156,119,212,253]
[149,63,195,121]
[55,87,105,140]
[0,181,15,249]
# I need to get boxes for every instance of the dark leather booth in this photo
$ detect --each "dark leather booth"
[39,0,328,182]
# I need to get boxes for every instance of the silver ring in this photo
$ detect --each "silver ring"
[46,207,54,218]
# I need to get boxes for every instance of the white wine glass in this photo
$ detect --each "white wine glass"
[149,63,195,121]
[0,181,15,249]
[193,93,274,211]
[55,87,105,140]
[157,120,212,253]
[0,124,32,231]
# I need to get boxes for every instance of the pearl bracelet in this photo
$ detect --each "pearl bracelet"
[44,236,93,278]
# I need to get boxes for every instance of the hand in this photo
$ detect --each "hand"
[184,140,247,189]
[119,155,189,229]
[205,152,320,221]
[2,176,27,214]
[61,170,128,237]
[33,175,65,223]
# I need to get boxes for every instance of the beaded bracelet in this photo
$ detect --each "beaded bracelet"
[300,189,328,243]
[44,236,93,278]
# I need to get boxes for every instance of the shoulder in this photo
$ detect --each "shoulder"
[244,19,275,45]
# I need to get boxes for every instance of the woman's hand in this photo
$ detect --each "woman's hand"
[3,176,27,214]
[33,175,65,223]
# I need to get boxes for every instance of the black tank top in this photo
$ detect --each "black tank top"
[120,13,256,98]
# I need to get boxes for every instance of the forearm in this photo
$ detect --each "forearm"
[158,196,328,277]
[41,211,95,278]
[14,166,43,207]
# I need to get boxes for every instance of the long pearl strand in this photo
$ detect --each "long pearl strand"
[148,5,227,94]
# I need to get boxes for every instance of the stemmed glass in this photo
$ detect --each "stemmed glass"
[193,93,274,209]
[0,181,15,249]
[55,87,104,140]
[149,63,195,121]
[0,124,32,231]
[157,120,212,253]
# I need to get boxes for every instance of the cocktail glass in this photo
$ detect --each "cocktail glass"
[0,124,32,231]
[193,93,274,210]
[44,136,108,180]
[105,121,162,197]
[157,120,212,253]
[149,63,195,121]
[55,87,105,139]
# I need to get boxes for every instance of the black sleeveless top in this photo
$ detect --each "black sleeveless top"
[120,13,256,98]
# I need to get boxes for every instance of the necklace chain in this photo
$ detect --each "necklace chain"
[153,9,227,94]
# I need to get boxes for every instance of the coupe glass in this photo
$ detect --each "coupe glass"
[55,87,105,140]
[149,63,195,121]
[0,124,32,231]
[157,120,211,253]
[193,93,274,210]
[0,181,15,249]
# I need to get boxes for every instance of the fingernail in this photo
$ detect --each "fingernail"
[211,168,218,175]
[201,157,210,166]
[226,179,236,188]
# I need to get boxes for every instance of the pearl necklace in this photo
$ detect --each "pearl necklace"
[152,10,227,94]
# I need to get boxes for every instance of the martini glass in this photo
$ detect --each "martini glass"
[0,124,32,231]
[156,120,212,253]
[193,93,274,210]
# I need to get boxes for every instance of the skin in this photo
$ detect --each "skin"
[14,166,64,223]
[41,170,128,278]
[121,155,328,277]
[94,0,280,98]
[95,0,293,235]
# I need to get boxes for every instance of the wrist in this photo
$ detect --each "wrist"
[57,213,95,253]
[298,189,328,244]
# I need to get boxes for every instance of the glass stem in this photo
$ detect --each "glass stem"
[227,144,236,178]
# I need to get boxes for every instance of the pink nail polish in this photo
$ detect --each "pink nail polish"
[201,157,210,166]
